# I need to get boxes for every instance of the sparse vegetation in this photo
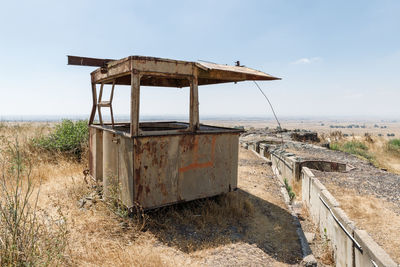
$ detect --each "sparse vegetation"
[2,122,273,266]
[0,140,68,266]
[31,119,88,160]
[284,178,296,202]
[146,191,254,252]
[387,139,400,156]
[329,143,340,151]
[329,140,374,161]
[320,228,334,264]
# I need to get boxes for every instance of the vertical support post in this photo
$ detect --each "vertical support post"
[110,80,116,127]
[98,83,104,125]
[89,82,97,125]
[189,68,200,131]
[130,72,140,137]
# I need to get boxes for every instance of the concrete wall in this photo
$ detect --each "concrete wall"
[243,142,397,266]
[270,149,300,185]
[301,167,397,267]
[300,160,347,172]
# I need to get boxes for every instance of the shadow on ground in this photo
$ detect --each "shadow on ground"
[144,188,302,264]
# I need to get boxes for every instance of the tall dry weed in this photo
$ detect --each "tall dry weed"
[0,139,68,266]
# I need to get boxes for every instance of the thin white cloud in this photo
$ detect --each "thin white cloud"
[291,57,322,65]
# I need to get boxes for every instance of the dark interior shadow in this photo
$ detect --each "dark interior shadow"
[144,188,302,264]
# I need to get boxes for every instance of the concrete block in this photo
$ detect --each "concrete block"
[302,167,315,178]
[332,207,356,231]
[309,178,326,223]
[328,207,355,267]
[311,177,328,193]
[320,189,340,208]
[354,229,397,267]
[301,171,311,207]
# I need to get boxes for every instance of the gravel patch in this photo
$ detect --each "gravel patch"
[285,142,400,213]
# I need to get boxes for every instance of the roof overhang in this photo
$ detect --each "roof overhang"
[68,55,280,87]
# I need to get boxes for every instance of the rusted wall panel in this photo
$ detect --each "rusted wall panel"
[103,131,119,198]
[118,137,134,207]
[133,133,239,209]
[89,127,103,181]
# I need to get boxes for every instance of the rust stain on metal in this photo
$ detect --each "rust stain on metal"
[137,185,143,200]
[135,168,141,186]
[179,136,216,173]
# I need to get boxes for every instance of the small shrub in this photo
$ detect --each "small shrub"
[284,178,296,202]
[341,141,373,160]
[32,119,88,160]
[330,141,373,161]
[329,143,340,151]
[387,139,400,155]
[0,140,68,266]
[342,141,368,151]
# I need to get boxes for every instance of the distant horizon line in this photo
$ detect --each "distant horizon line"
[0,114,398,122]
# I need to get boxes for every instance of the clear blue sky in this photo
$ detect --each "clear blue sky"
[1,0,399,119]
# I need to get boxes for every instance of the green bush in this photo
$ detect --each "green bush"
[330,141,373,160]
[387,139,400,154]
[329,143,340,151]
[342,141,368,151]
[32,119,88,160]
[284,178,296,202]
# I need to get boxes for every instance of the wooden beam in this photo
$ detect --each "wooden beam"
[130,72,141,137]
[189,68,199,131]
[67,55,115,67]
[97,83,104,125]
[89,82,97,125]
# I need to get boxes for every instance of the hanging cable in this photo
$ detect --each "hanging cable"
[253,81,284,143]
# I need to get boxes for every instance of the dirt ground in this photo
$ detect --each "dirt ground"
[34,147,304,266]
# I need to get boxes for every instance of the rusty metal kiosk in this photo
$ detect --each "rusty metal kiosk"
[69,56,279,209]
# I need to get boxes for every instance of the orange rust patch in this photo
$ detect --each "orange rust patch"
[179,136,217,173]
[179,161,213,173]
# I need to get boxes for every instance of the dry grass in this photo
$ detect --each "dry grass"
[2,122,282,266]
[321,131,400,174]
[324,184,400,263]
[145,191,254,253]
[0,138,68,266]
[0,122,181,266]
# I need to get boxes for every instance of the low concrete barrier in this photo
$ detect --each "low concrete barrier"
[243,142,397,266]
[301,166,397,266]
[270,149,301,185]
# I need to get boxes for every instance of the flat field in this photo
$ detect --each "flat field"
[0,122,305,266]
[203,118,400,138]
